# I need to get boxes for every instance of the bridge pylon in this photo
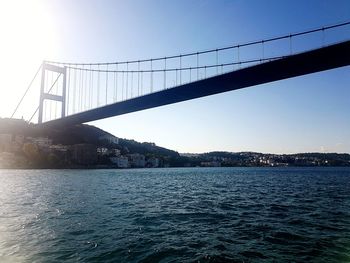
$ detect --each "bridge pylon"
[38,62,67,124]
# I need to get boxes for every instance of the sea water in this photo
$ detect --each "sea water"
[0,167,349,262]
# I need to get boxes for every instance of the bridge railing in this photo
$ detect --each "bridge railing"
[11,21,350,123]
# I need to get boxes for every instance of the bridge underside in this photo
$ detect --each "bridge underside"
[41,41,350,128]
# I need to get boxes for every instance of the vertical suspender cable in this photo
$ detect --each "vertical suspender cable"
[97,64,100,106]
[262,40,265,61]
[179,55,182,85]
[89,64,92,109]
[86,65,89,110]
[137,61,140,96]
[141,71,143,95]
[131,71,133,98]
[73,66,77,113]
[322,27,325,47]
[113,66,116,102]
[45,68,48,93]
[126,62,129,99]
[84,65,87,110]
[49,71,53,121]
[87,65,89,110]
[105,64,108,105]
[56,73,59,118]
[216,49,218,75]
[150,59,153,93]
[83,65,86,110]
[289,35,292,55]
[237,45,240,69]
[78,67,80,111]
[78,68,80,111]
[116,64,118,102]
[66,67,70,116]
[164,58,167,89]
[91,67,94,108]
[44,70,48,121]
[54,73,57,119]
[176,69,178,86]
[163,69,166,89]
[175,68,178,86]
[72,66,78,113]
[80,67,83,111]
[77,68,79,112]
[122,71,124,100]
[78,67,81,111]
[232,48,235,71]
[196,53,199,80]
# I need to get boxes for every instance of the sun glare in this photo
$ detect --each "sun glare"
[0,0,57,118]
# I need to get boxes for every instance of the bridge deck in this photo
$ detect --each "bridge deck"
[41,41,350,127]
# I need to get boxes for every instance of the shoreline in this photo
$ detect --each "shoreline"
[1,165,350,170]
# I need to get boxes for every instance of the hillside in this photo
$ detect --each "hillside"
[0,118,349,168]
[0,118,180,165]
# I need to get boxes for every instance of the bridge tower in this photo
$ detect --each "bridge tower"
[38,62,67,124]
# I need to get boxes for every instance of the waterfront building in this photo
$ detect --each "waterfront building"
[0,152,15,167]
[200,161,221,167]
[31,137,52,147]
[49,144,69,153]
[97,147,109,156]
[128,153,146,168]
[0,134,24,153]
[0,152,27,168]
[110,148,121,156]
[27,137,52,150]
[14,135,24,144]
[99,135,119,145]
[0,134,12,152]
[71,144,97,165]
[147,157,159,168]
[110,156,129,168]
[49,145,69,162]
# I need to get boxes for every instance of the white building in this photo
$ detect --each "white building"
[110,156,129,168]
[29,137,52,148]
[97,147,109,155]
[0,134,13,152]
[14,135,24,144]
[49,144,68,153]
[200,161,221,167]
[110,148,121,156]
[128,153,145,168]
[99,135,119,145]
[147,157,159,168]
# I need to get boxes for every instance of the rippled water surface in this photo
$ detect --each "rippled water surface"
[0,167,350,262]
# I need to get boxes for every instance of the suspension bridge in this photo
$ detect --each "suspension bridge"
[11,22,350,127]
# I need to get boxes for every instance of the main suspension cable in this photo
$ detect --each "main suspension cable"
[44,21,350,66]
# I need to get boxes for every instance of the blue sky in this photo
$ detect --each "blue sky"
[1,0,350,153]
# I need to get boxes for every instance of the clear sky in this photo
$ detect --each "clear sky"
[1,0,349,154]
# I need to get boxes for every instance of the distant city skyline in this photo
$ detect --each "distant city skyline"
[1,0,349,154]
